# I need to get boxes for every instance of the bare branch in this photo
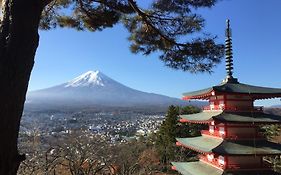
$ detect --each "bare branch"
[42,0,55,7]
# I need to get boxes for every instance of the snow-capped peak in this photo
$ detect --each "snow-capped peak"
[65,70,105,87]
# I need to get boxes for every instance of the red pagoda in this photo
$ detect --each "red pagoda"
[171,20,281,175]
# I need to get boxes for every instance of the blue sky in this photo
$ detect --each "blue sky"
[29,0,281,106]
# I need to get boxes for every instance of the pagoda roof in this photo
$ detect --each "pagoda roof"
[214,112,281,123]
[182,82,281,100]
[177,136,222,153]
[180,111,281,124]
[171,161,223,175]
[176,136,223,153]
[180,111,221,123]
[171,161,281,175]
[176,136,281,155]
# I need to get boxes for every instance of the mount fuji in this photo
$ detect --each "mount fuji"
[26,71,199,111]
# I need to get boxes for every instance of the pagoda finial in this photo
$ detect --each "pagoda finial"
[225,19,233,78]
[223,19,238,83]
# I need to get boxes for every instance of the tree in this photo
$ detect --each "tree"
[0,0,224,174]
[110,140,146,175]
[18,131,115,175]
[156,105,202,171]
[55,133,110,175]
[138,148,161,175]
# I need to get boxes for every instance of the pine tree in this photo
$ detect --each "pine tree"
[156,105,202,170]
[0,1,223,174]
[156,105,179,168]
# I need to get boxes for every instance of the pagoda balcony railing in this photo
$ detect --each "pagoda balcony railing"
[227,162,271,170]
[201,130,224,138]
[254,106,264,112]
[227,132,265,140]
[201,130,265,140]
[203,105,223,111]
[199,155,271,170]
[203,105,264,112]
[198,155,225,169]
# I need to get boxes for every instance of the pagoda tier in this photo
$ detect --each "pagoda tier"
[176,136,281,156]
[174,135,281,173]
[179,111,281,124]
[171,162,223,175]
[172,20,281,175]
[171,162,281,175]
[182,82,281,100]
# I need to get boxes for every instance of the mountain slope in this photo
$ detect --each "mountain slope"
[26,71,201,110]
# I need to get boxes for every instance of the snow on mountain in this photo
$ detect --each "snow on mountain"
[26,70,201,110]
[65,71,105,87]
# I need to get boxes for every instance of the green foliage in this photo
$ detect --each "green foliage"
[40,0,224,73]
[260,124,281,140]
[178,106,205,138]
[180,106,201,115]
[155,105,202,167]
[40,0,134,31]
[157,106,179,144]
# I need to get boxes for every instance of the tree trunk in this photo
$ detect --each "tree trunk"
[0,0,43,174]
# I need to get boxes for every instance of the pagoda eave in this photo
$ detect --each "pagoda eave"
[177,136,281,156]
[182,90,214,100]
[182,95,211,100]
[176,137,222,154]
[214,118,281,125]
[220,153,281,156]
[213,91,281,100]
[176,141,212,154]
[171,162,223,175]
[179,118,212,124]
[172,161,281,175]
[213,112,281,124]
[179,111,222,124]
[252,94,281,100]
[183,93,281,101]
[182,83,281,101]
[180,111,281,124]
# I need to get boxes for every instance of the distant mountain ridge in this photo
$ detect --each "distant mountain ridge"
[270,105,281,108]
[26,71,203,111]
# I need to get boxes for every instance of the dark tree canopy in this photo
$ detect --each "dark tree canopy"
[0,0,224,174]
[40,0,224,72]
